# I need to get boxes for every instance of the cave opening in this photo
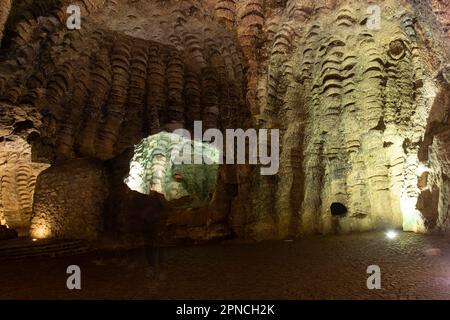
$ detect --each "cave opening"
[124,131,220,208]
[0,136,49,239]
[330,202,348,217]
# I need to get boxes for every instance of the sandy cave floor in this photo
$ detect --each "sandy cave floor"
[1,231,450,299]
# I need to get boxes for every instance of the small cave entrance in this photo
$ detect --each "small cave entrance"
[330,202,348,217]
[124,131,220,208]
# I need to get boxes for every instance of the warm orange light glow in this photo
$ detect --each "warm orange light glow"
[30,224,51,239]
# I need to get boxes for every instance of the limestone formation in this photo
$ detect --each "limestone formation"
[0,0,11,47]
[30,159,108,240]
[432,0,450,37]
[0,0,448,241]
[241,0,444,238]
[0,103,48,234]
[0,137,48,234]
[125,132,219,204]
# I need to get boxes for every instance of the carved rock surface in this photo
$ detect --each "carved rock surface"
[30,159,108,240]
[0,0,448,241]
[231,0,450,239]
[0,104,48,234]
[432,0,450,37]
[0,0,11,46]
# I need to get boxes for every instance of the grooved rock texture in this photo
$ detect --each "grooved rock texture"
[243,0,437,238]
[125,132,219,204]
[0,0,249,240]
[0,0,449,241]
[221,0,450,240]
[103,148,234,242]
[432,0,450,37]
[0,0,247,163]
[0,102,48,234]
[418,65,450,233]
[0,0,11,47]
[0,137,48,234]
[30,159,108,240]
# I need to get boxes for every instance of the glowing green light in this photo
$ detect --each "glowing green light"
[124,132,219,206]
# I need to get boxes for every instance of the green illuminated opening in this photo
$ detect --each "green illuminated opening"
[124,132,219,207]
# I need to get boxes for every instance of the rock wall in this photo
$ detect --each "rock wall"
[0,103,48,234]
[125,132,219,204]
[418,66,450,233]
[0,0,249,241]
[104,149,234,242]
[230,0,450,239]
[0,137,48,234]
[30,159,108,240]
[0,0,11,46]
[431,0,450,37]
[247,0,435,238]
[0,0,248,163]
[0,0,448,241]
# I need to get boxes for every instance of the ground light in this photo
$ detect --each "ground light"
[385,230,398,239]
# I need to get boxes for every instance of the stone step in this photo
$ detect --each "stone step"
[0,238,92,261]
[0,238,85,251]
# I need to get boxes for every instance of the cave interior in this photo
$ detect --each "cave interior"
[0,0,449,263]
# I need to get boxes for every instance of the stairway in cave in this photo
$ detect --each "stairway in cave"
[0,238,92,261]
